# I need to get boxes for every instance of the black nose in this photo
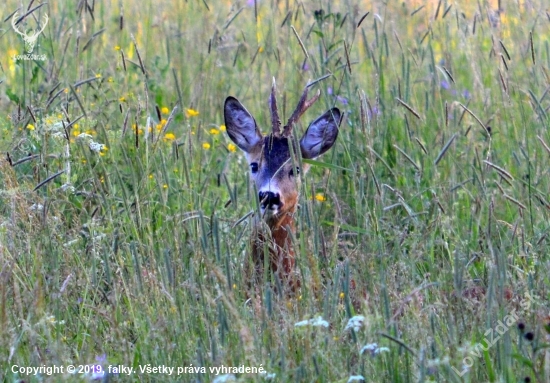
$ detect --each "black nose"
[259,191,280,209]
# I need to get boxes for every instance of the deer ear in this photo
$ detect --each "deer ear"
[224,97,263,153]
[300,108,341,159]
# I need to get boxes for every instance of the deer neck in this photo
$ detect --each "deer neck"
[267,211,296,249]
[252,209,297,276]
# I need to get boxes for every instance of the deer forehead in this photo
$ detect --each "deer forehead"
[248,136,298,180]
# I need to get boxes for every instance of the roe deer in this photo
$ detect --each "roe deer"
[224,80,342,291]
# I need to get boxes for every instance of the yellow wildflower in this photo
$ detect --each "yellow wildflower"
[27,124,35,131]
[219,124,226,132]
[186,108,199,118]
[149,174,153,179]
[119,96,126,102]
[114,45,121,51]
[95,73,101,78]
[132,124,143,135]
[164,133,176,141]
[161,107,169,115]
[202,142,211,150]
[108,77,114,83]
[209,128,219,135]
[339,292,345,299]
[227,143,237,153]
[315,193,327,202]
[163,184,168,189]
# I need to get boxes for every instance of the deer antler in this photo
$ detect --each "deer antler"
[282,84,321,137]
[270,77,281,137]
[11,12,25,37]
[11,12,48,38]
[37,14,49,35]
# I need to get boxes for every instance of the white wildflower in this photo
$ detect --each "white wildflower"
[52,131,65,139]
[30,203,44,211]
[345,315,365,332]
[294,316,329,328]
[60,183,75,193]
[45,122,64,132]
[89,141,105,153]
[77,133,93,140]
[212,375,236,383]
[360,343,389,356]
[347,375,365,382]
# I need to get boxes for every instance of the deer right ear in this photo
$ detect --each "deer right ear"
[224,97,263,153]
[300,108,341,159]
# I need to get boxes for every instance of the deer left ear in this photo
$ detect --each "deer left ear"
[300,108,341,159]
[224,97,263,153]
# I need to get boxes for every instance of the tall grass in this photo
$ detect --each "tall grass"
[1,0,549,382]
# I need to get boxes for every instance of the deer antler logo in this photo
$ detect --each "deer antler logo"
[12,12,48,54]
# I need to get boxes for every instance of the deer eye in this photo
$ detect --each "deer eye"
[289,167,300,177]
[250,163,259,173]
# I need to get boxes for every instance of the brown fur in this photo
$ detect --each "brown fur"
[224,84,341,295]
[247,204,300,291]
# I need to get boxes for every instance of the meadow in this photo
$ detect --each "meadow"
[1,0,549,382]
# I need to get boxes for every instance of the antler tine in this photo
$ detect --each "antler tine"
[282,85,321,137]
[37,14,49,34]
[12,12,25,36]
[270,77,281,136]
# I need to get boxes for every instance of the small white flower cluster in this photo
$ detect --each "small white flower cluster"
[76,133,94,140]
[212,374,236,383]
[60,183,75,193]
[294,316,330,328]
[89,141,106,153]
[30,203,44,211]
[294,314,390,383]
[344,315,365,332]
[75,133,106,154]
[360,343,390,357]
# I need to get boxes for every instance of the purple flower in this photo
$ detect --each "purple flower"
[302,61,309,71]
[440,80,450,90]
[367,105,381,119]
[327,87,333,95]
[462,89,471,99]
[336,95,348,105]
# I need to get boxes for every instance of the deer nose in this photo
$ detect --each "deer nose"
[259,191,281,209]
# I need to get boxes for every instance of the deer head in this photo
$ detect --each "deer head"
[224,80,341,221]
[12,12,49,54]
